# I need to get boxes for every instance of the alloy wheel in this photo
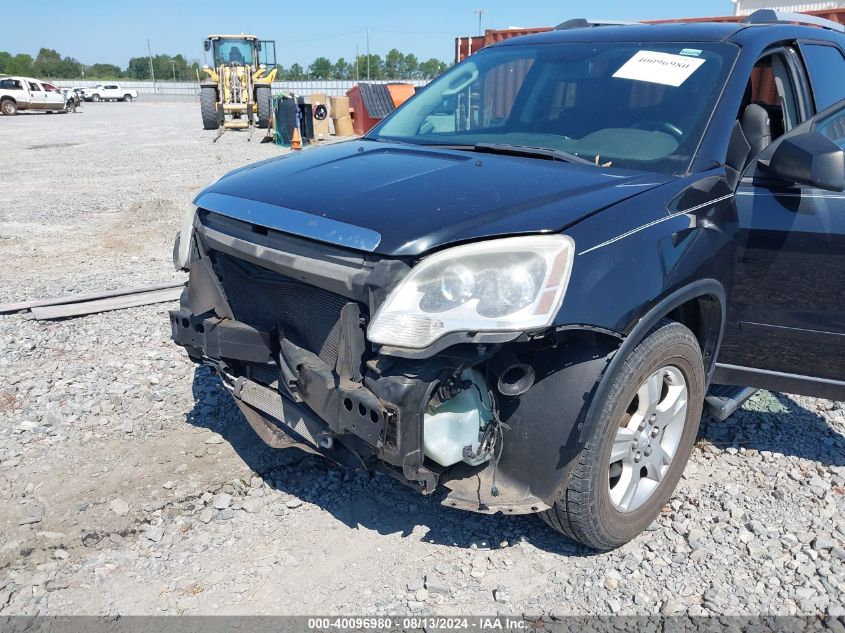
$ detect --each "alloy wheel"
[608,365,688,512]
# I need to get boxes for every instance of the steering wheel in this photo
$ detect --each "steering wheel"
[632,120,684,141]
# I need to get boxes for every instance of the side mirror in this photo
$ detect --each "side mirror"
[765,131,845,192]
[256,41,262,52]
[204,40,211,52]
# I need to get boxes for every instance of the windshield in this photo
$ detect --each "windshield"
[212,38,254,66]
[370,41,737,175]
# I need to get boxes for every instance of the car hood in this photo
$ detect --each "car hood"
[194,140,670,257]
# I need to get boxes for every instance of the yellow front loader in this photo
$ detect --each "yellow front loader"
[200,34,277,140]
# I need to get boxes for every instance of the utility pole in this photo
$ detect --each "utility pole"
[147,39,156,91]
[171,60,176,80]
[474,9,486,36]
[355,44,359,81]
[366,28,370,80]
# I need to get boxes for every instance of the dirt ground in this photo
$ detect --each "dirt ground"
[0,102,843,618]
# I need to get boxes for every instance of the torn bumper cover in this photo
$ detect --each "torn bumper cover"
[170,209,618,515]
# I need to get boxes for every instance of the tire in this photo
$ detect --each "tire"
[91,94,100,102]
[65,101,76,114]
[1,99,17,115]
[200,86,219,130]
[540,319,705,551]
[123,94,133,102]
[256,85,271,129]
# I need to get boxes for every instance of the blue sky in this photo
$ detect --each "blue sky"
[6,0,734,68]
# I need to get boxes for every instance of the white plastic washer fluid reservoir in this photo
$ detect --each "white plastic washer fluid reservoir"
[423,368,493,467]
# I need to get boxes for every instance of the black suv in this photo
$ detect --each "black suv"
[170,11,845,550]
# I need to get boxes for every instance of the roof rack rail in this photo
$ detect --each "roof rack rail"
[554,19,637,30]
[742,9,845,32]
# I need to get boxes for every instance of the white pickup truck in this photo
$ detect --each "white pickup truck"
[82,84,138,102]
[0,76,76,115]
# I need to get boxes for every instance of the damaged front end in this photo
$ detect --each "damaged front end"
[170,204,620,514]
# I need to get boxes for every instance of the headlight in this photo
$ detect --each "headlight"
[368,235,575,349]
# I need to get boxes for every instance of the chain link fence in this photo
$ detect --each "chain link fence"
[53,79,430,101]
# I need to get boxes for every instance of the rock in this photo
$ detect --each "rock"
[425,580,450,595]
[285,499,302,509]
[471,555,487,569]
[407,600,425,612]
[493,586,510,603]
[53,549,69,560]
[144,526,164,542]
[250,476,264,489]
[603,570,622,590]
[198,508,214,524]
[45,578,69,592]
[812,534,837,551]
[110,499,129,517]
[687,528,707,550]
[19,503,44,525]
[414,588,429,602]
[213,493,232,510]
[662,598,687,615]
[162,481,175,490]
[241,498,264,513]
[144,498,167,512]
[672,520,689,536]
[808,477,831,497]
[548,608,568,620]
[204,434,224,445]
[407,578,424,592]
[36,531,66,540]
[746,520,767,537]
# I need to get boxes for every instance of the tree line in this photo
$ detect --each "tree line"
[297,50,449,80]
[0,47,449,82]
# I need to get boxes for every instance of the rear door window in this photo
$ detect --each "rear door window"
[0,79,22,90]
[800,43,845,111]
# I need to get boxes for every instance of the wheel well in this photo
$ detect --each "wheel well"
[665,294,722,374]
[1,96,16,103]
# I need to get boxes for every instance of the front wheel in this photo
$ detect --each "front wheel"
[91,94,100,102]
[200,86,219,130]
[123,94,133,102]
[255,85,271,129]
[540,319,705,551]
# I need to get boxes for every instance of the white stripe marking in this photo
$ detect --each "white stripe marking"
[578,193,733,256]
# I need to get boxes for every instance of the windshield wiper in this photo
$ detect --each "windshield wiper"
[379,140,598,166]
[472,143,595,165]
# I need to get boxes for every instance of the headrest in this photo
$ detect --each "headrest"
[741,103,771,146]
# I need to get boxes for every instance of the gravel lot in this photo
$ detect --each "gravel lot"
[1,102,844,619]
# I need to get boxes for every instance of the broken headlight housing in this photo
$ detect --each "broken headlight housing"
[173,205,198,271]
[368,235,575,349]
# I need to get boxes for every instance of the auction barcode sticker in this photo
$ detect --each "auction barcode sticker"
[612,50,706,87]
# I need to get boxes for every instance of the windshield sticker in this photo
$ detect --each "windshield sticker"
[612,50,706,87]
[680,48,703,57]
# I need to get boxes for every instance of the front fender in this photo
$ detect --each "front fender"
[441,331,620,512]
